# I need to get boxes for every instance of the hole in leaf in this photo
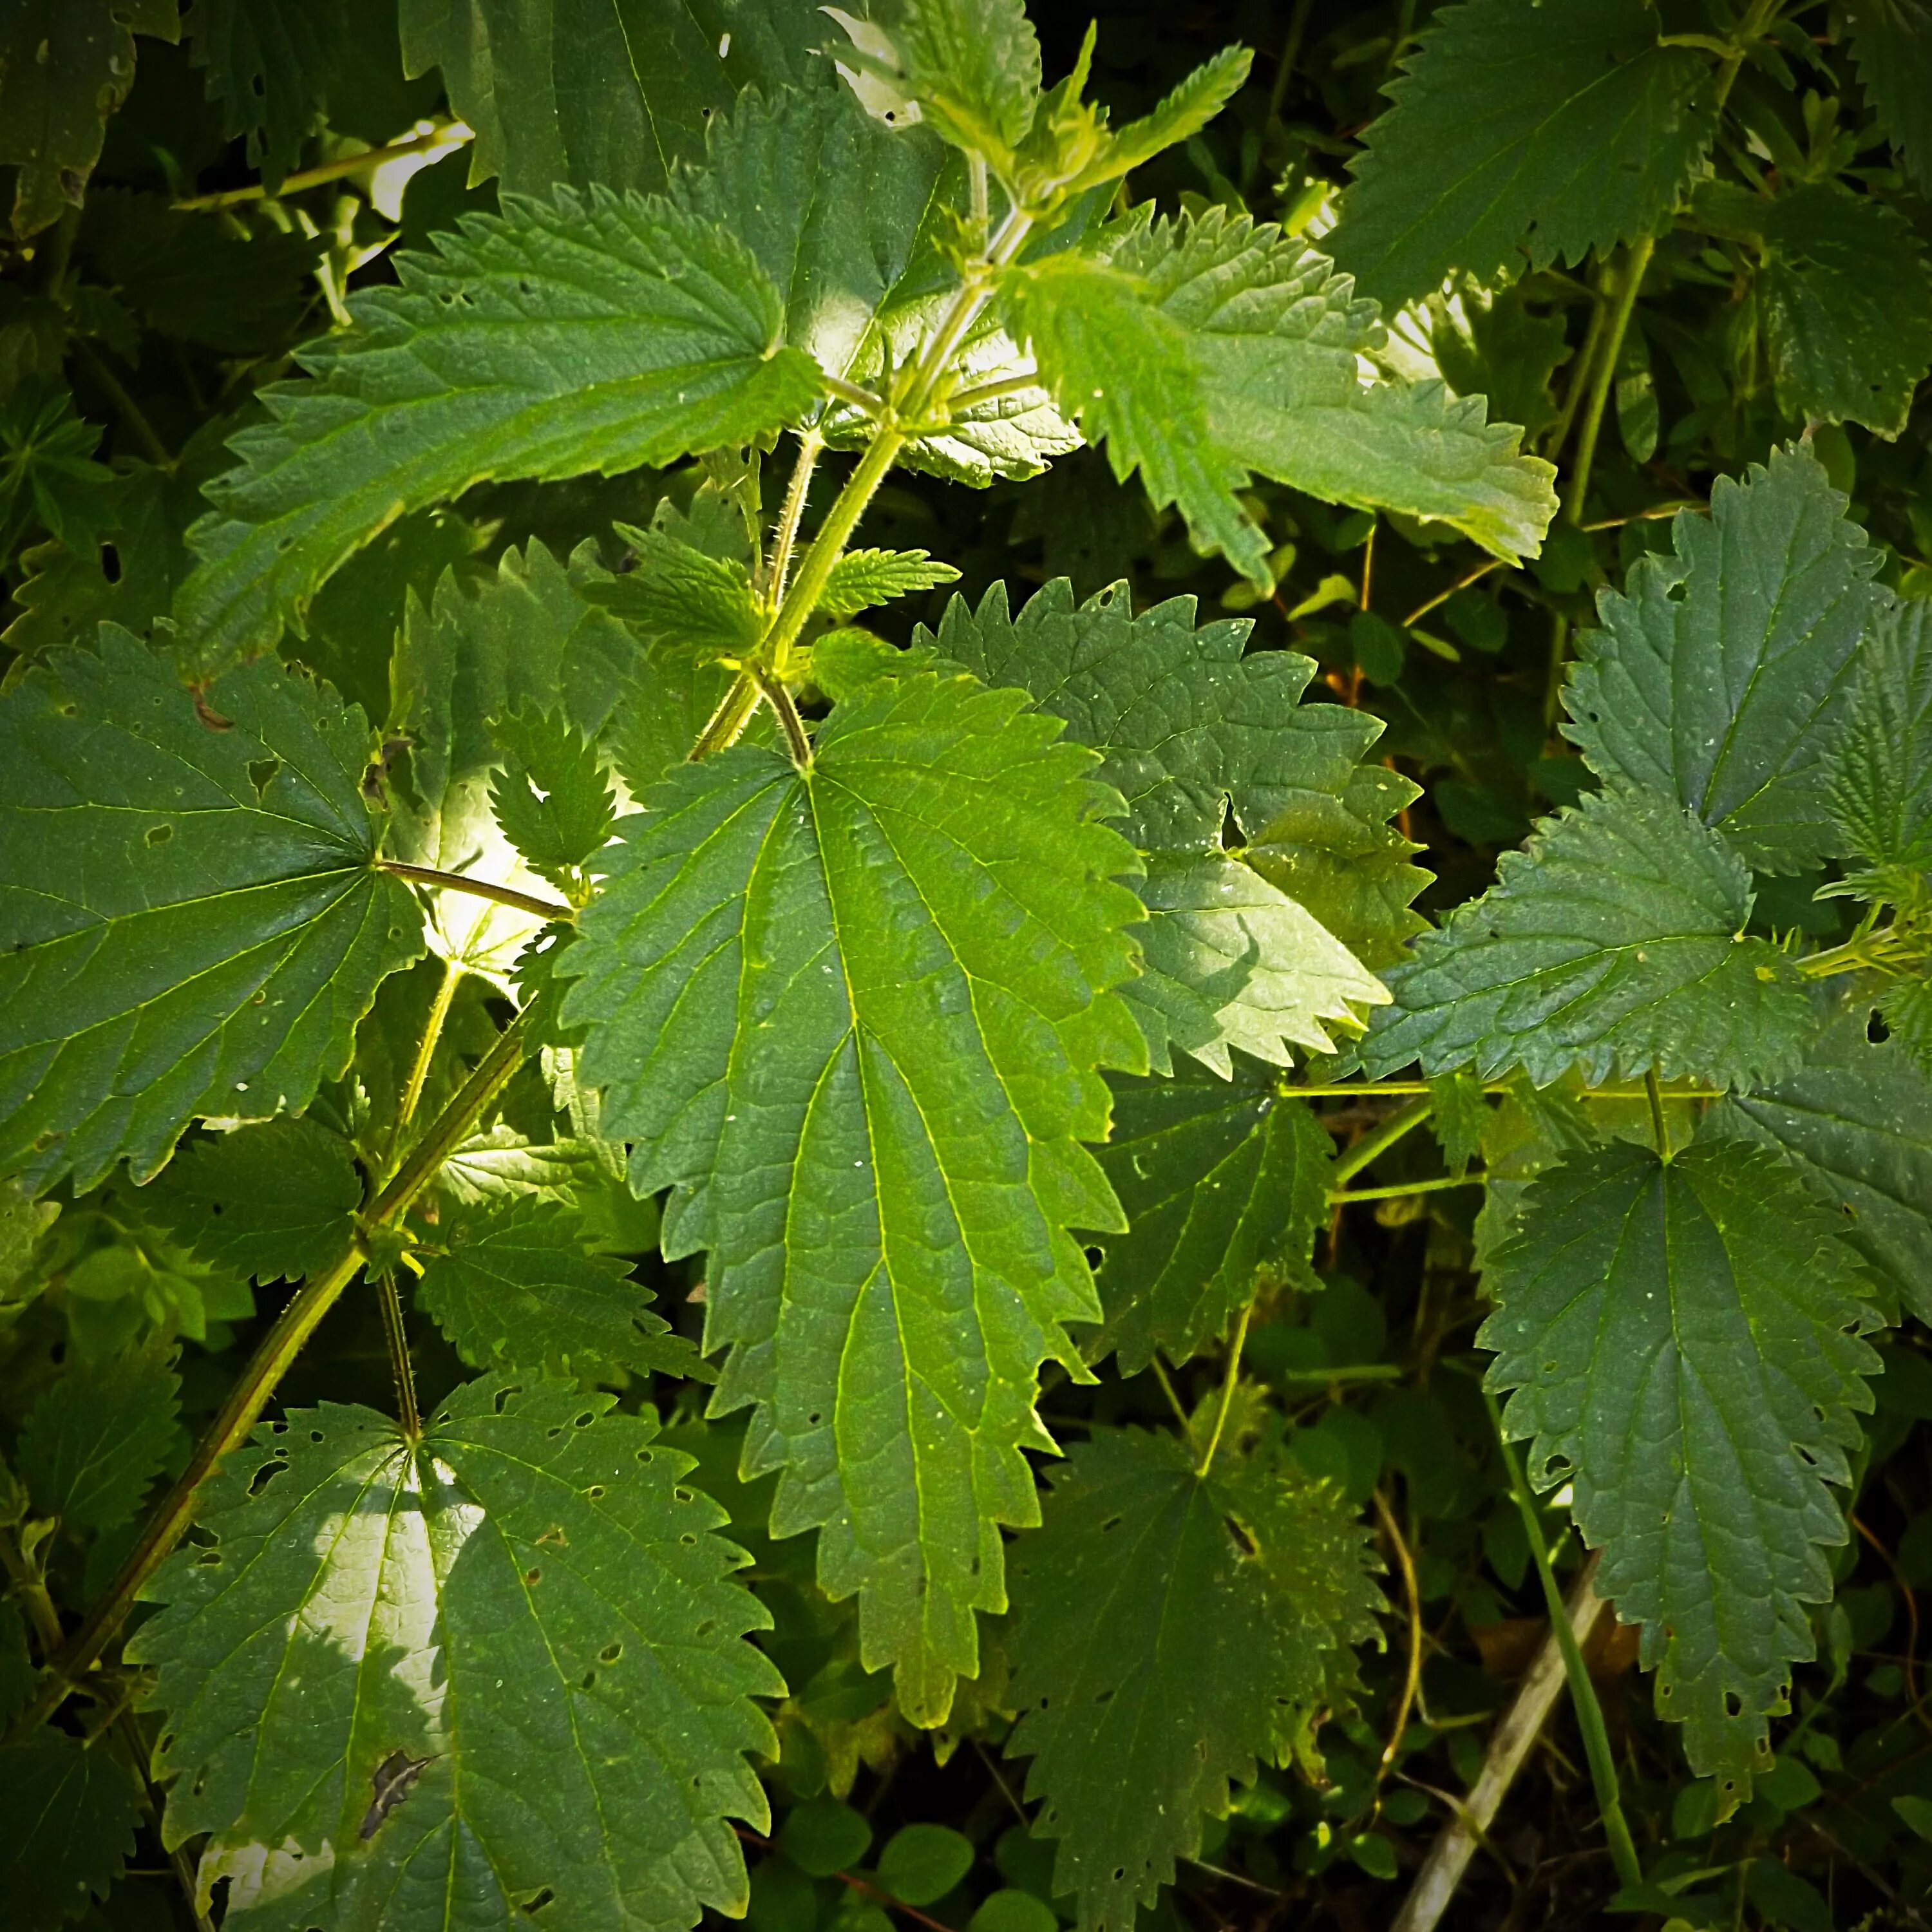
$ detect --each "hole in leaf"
[599,1642,621,1663]
[1869,1009,1891,1044]
[247,757,281,798]
[145,822,173,846]
[247,1456,289,1496]
[522,1889,556,1915]
[100,542,122,583]
[526,1567,542,1585]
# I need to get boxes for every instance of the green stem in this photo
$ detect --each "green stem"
[173,127,473,211]
[1563,233,1654,526]
[1265,0,1316,122]
[1488,1398,1643,1892]
[768,428,825,605]
[1329,1095,1434,1188]
[1542,279,1610,462]
[1329,1172,1486,1206]
[377,858,573,923]
[386,957,461,1174]
[1643,1070,1670,1160]
[1195,1303,1253,1477]
[5,1012,533,1745]
[376,1272,422,1439]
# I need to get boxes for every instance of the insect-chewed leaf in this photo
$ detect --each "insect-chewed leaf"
[1484,1139,1880,1808]
[1003,1429,1379,1932]
[488,707,618,887]
[183,0,343,189]
[0,630,422,1192]
[130,1374,782,1932]
[999,209,1556,587]
[1090,1055,1332,1374]
[415,1195,695,1380]
[18,1338,181,1533]
[1846,0,1932,191]
[1709,1002,1932,1327]
[562,671,1146,1725]
[927,579,1398,1072]
[1362,787,1813,1089]
[1564,444,1886,873]
[1827,599,1932,874]
[0,1730,143,1924]
[819,549,961,620]
[1327,0,1715,307]
[176,189,826,665]
[144,1117,363,1282]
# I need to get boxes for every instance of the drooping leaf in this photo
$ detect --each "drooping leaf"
[0,0,181,238]
[1328,0,1715,307]
[819,549,960,619]
[131,1374,782,1931]
[399,0,817,199]
[1001,208,1556,587]
[927,578,1393,1071]
[0,1730,143,1925]
[1709,1003,1932,1327]
[182,0,343,188]
[1090,1055,1332,1374]
[1483,1139,1880,1807]
[388,538,636,981]
[1003,1428,1378,1932]
[489,708,618,890]
[1846,0,1932,191]
[1361,787,1813,1089]
[18,1338,180,1533]
[415,1195,696,1379]
[144,1116,361,1283]
[1564,444,1886,873]
[176,191,827,667]
[562,672,1145,1723]
[1827,599,1932,874]
[0,631,422,1192]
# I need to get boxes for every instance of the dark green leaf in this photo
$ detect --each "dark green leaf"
[0,632,422,1191]
[1329,0,1714,307]
[564,672,1144,1723]
[1827,599,1932,874]
[131,1374,782,1930]
[1092,1055,1332,1374]
[182,0,340,185]
[1846,0,1932,191]
[1484,1139,1879,1805]
[0,1730,142,1925]
[1003,1428,1378,1932]
[19,1338,180,1533]
[0,384,125,555]
[1564,444,1886,873]
[1362,787,1813,1088]
[876,1824,974,1905]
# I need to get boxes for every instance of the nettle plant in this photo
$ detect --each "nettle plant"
[3,1,1932,1929]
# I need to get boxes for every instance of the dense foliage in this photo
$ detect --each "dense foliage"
[2,3,1931,1929]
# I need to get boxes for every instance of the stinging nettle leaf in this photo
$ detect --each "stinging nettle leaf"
[1846,0,1932,193]
[1564,443,1887,873]
[0,631,422,1193]
[563,671,1146,1725]
[1483,1139,1880,1806]
[818,548,961,619]
[131,1374,782,1932]
[0,1730,144,1924]
[184,0,343,189]
[893,0,1041,160]
[488,706,619,889]
[1826,598,1932,875]
[144,1115,363,1283]
[1001,209,1556,588]
[18,1338,181,1533]
[177,189,826,667]
[1328,0,1716,307]
[1003,1428,1379,1932]
[1090,1055,1332,1374]
[1362,787,1813,1090]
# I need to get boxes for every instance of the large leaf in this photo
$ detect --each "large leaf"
[1001,210,1555,586]
[0,0,180,238]
[400,0,817,198]
[562,672,1145,1723]
[927,579,1394,1071]
[1328,0,1714,307]
[1483,1139,1879,1806]
[17,1340,180,1533]
[1564,444,1886,873]
[131,1374,782,1932]
[0,1730,142,1925]
[1090,1056,1331,1374]
[176,190,826,666]
[1846,0,1932,192]
[1003,1428,1378,1932]
[1361,787,1813,1089]
[1827,599,1932,873]
[0,631,422,1192]
[1709,1003,1932,1327]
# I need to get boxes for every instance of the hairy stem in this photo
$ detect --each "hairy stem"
[768,428,826,606]
[5,1012,533,1745]
[1194,1303,1253,1477]
[1490,1401,1643,1891]
[388,958,462,1173]
[377,858,573,922]
[376,1272,422,1439]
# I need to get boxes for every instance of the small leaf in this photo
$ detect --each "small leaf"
[131,1374,782,1932]
[1091,1056,1332,1374]
[1484,1139,1879,1806]
[0,1730,143,1924]
[818,549,961,620]
[489,707,618,889]
[1564,443,1886,873]
[415,1195,693,1381]
[1363,787,1814,1090]
[587,523,762,656]
[0,631,422,1191]
[876,1824,974,1906]
[894,0,1041,160]
[19,1339,182,1533]
[1845,0,1932,193]
[1071,45,1252,189]
[1003,1428,1378,1932]
[1429,1070,1488,1177]
[1827,599,1932,873]
[782,1796,872,1879]
[144,1117,362,1283]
